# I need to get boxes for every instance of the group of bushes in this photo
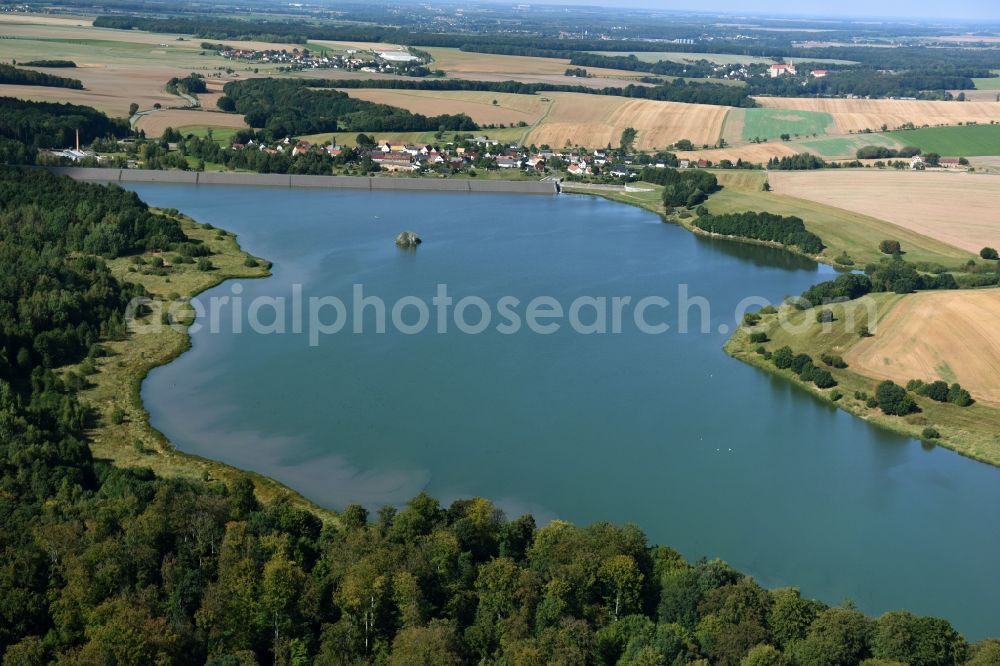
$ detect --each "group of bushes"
[166,73,208,95]
[867,378,974,418]
[762,346,838,389]
[800,257,958,306]
[907,379,975,407]
[639,166,719,207]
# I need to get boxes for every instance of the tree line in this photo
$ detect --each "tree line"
[20,59,77,68]
[856,145,921,160]
[567,53,717,79]
[747,68,980,99]
[304,76,756,108]
[219,79,478,137]
[694,211,825,255]
[0,63,83,89]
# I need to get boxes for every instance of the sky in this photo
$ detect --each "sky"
[535,0,998,22]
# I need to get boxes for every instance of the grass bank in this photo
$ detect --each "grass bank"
[69,210,338,522]
[725,296,1000,467]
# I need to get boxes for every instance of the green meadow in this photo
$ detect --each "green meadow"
[885,123,1000,156]
[740,108,834,141]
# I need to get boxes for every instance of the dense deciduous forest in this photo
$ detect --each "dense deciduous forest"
[0,63,83,89]
[694,211,825,255]
[220,79,478,137]
[0,97,131,151]
[567,53,717,79]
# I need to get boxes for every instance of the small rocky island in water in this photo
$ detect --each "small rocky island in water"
[395,231,422,248]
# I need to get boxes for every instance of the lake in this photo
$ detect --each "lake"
[130,183,1000,639]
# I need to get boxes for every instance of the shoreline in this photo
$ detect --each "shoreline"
[46,166,560,194]
[75,208,340,522]
[561,181,830,265]
[724,304,1000,469]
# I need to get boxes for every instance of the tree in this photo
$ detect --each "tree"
[980,247,999,260]
[920,380,950,402]
[769,588,823,648]
[879,240,902,255]
[128,102,139,116]
[790,607,873,666]
[812,369,837,389]
[772,346,794,370]
[388,620,463,666]
[967,640,1000,666]
[355,133,376,149]
[947,383,973,407]
[871,610,967,666]
[620,127,638,153]
[875,380,917,416]
[260,551,306,662]
[741,643,783,666]
[600,554,644,620]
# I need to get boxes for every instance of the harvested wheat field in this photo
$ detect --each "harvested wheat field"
[524,93,727,150]
[845,289,1000,406]
[136,110,248,136]
[755,97,1000,133]
[338,90,548,126]
[675,143,801,163]
[423,47,648,89]
[768,170,1000,254]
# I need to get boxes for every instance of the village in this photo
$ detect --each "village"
[210,44,428,74]
[220,133,671,178]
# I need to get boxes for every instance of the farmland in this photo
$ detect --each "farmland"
[584,50,777,65]
[795,133,900,158]
[706,171,974,266]
[755,96,1000,133]
[845,289,1000,407]
[523,92,729,151]
[972,74,1000,90]
[885,124,1000,156]
[729,107,834,141]
[768,170,1000,255]
[0,14,279,116]
[336,89,549,126]
[135,109,248,136]
[421,46,648,88]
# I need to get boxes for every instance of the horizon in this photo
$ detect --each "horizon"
[451,0,1000,23]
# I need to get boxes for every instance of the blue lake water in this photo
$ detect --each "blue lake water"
[130,184,1000,639]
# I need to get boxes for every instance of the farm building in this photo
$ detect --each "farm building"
[769,62,797,77]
